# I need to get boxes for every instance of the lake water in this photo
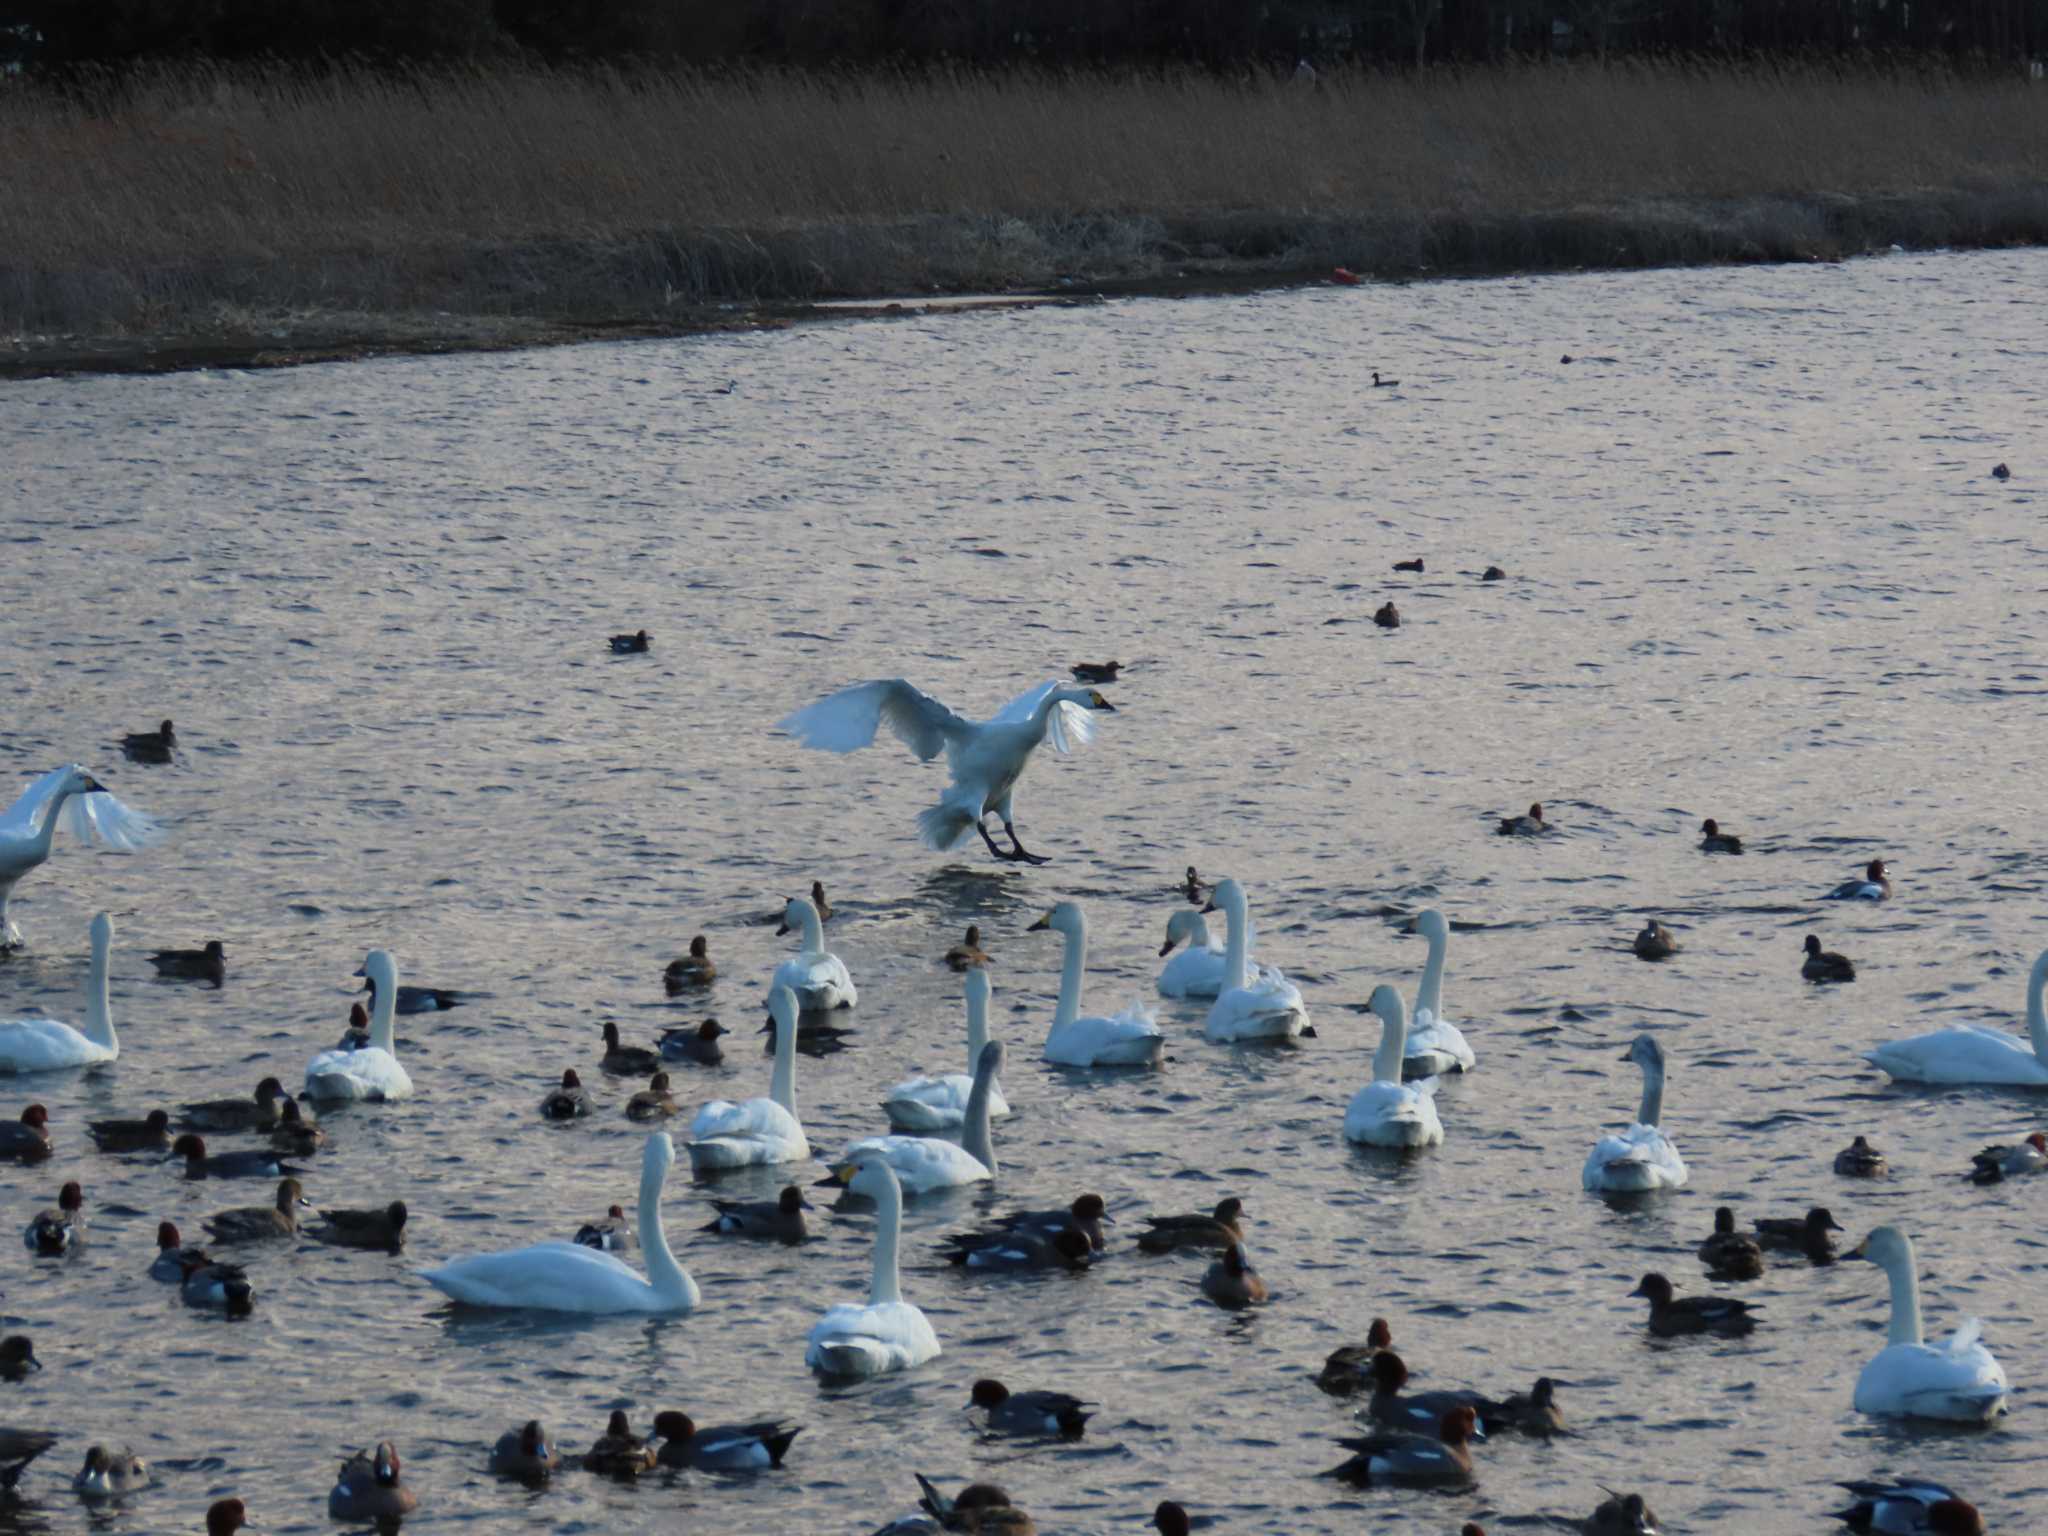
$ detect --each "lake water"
[1,247,2044,1535]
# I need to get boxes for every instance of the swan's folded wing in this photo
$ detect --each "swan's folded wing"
[777,680,967,761]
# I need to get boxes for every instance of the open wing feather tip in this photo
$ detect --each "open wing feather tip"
[776,679,965,760]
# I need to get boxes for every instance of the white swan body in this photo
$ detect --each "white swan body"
[777,677,1115,858]
[1582,1034,1687,1192]
[687,986,810,1170]
[1157,910,1281,999]
[839,1041,1001,1194]
[0,766,162,950]
[1029,902,1164,1068]
[882,968,1012,1132]
[1404,909,1476,1077]
[806,1158,940,1378]
[1864,950,2048,1087]
[0,912,119,1071]
[1201,880,1311,1042]
[768,896,856,1011]
[1851,1226,2007,1423]
[1344,985,1443,1147]
[305,951,414,1102]
[422,1132,699,1314]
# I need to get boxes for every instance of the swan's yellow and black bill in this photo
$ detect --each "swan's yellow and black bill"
[1027,913,1053,932]
[815,1164,857,1187]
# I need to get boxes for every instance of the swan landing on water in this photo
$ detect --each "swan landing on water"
[1,766,163,950]
[775,678,1117,863]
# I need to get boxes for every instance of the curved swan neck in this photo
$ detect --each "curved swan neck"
[794,901,824,953]
[769,1005,798,1117]
[1372,997,1408,1082]
[1416,917,1447,1020]
[85,923,115,1051]
[962,1056,998,1174]
[1635,1057,1665,1127]
[868,1177,905,1306]
[1881,1240,1924,1347]
[1054,920,1086,1030]
[1187,913,1214,950]
[964,978,990,1065]
[1221,886,1249,993]
[2027,952,2048,1060]
[638,1145,692,1303]
[369,966,398,1055]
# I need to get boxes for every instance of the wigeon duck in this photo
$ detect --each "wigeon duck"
[944,925,990,971]
[1630,1272,1759,1336]
[335,1002,372,1050]
[942,1226,1091,1273]
[582,1410,656,1477]
[1484,1375,1565,1434]
[610,629,651,653]
[1315,1316,1394,1395]
[0,1429,55,1493]
[172,1134,303,1181]
[1633,920,1680,961]
[367,971,467,1015]
[179,1254,255,1314]
[913,1472,1036,1533]
[1182,866,1208,903]
[574,1204,636,1252]
[540,1069,590,1119]
[0,1336,41,1380]
[1804,935,1856,982]
[1754,1206,1845,1262]
[1153,1504,1191,1536]
[659,1017,726,1064]
[1585,1490,1661,1533]
[202,1177,311,1243]
[664,936,717,991]
[269,1099,324,1155]
[651,1411,801,1470]
[206,1498,249,1535]
[599,1022,661,1076]
[1394,557,1424,572]
[1325,1404,1480,1486]
[151,1221,209,1281]
[626,1072,678,1121]
[24,1181,85,1255]
[1137,1197,1243,1253]
[700,1186,810,1242]
[1481,566,1506,581]
[72,1445,149,1498]
[1697,1207,1766,1279]
[1363,1352,1492,1433]
[489,1420,561,1483]
[1968,1130,2046,1184]
[1373,601,1401,628]
[310,1200,408,1251]
[147,939,224,985]
[1836,1135,1890,1177]
[329,1442,417,1521]
[809,880,835,921]
[991,1193,1110,1252]
[1825,859,1893,901]
[1698,817,1744,854]
[88,1108,171,1153]
[178,1078,287,1133]
[1071,661,1120,684]
[966,1379,1093,1439]
[1200,1243,1268,1308]
[120,720,176,761]
[0,1105,53,1162]
[1498,802,1548,836]
[1832,1478,1981,1534]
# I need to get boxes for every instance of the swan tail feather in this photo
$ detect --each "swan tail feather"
[916,803,977,851]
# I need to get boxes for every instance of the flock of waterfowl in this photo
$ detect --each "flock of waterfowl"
[0,656,2042,1535]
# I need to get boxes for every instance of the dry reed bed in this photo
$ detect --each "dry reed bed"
[4,62,2046,339]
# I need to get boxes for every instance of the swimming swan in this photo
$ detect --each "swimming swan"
[1343,985,1443,1148]
[805,1157,940,1377]
[1200,880,1311,1042]
[0,912,119,1071]
[1849,1225,2007,1422]
[832,1041,1002,1194]
[686,986,810,1171]
[1156,910,1272,999]
[1582,1035,1688,1192]
[882,968,1012,1132]
[770,895,856,1012]
[1405,909,1477,1077]
[305,951,414,1102]
[422,1132,699,1313]
[776,678,1116,863]
[1028,902,1164,1068]
[0,768,161,950]
[1863,949,2048,1087]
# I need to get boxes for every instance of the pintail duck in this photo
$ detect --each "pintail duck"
[626,1071,678,1120]
[1824,859,1892,901]
[179,1077,287,1133]
[1754,1206,1844,1262]
[651,1411,801,1470]
[1698,818,1744,854]
[1497,802,1548,836]
[24,1181,85,1255]
[540,1068,590,1119]
[1804,935,1856,982]
[1182,866,1208,903]
[1969,1130,2046,1184]
[270,1098,324,1155]
[1316,1316,1394,1395]
[701,1185,809,1242]
[0,1105,53,1162]
[942,1227,1091,1273]
[73,1445,149,1498]
[0,1336,41,1381]
[1201,1242,1267,1308]
[173,1134,303,1181]
[1137,1196,1243,1253]
[913,1472,1036,1534]
[660,1017,726,1064]
[944,925,990,971]
[1483,1375,1565,1434]
[1630,1272,1758,1336]
[582,1410,656,1477]
[1835,1135,1889,1178]
[329,1442,417,1522]
[89,1107,171,1153]
[609,629,651,653]
[1324,1404,1480,1486]
[968,1379,1093,1438]
[1633,920,1680,961]
[148,939,224,985]
[310,1200,408,1251]
[490,1421,561,1483]
[600,1021,661,1076]
[575,1204,636,1252]
[1697,1207,1765,1279]
[202,1177,310,1243]
[1071,661,1120,684]
[665,935,717,991]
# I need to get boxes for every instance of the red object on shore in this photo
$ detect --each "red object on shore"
[1331,267,1361,285]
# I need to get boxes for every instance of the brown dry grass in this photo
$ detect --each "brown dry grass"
[3,59,2046,338]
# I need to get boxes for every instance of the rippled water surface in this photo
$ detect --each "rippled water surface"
[3,249,2046,1535]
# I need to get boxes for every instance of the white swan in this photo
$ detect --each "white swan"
[805,1158,940,1378]
[1850,1226,2008,1423]
[882,968,1012,1132]
[1028,902,1164,1068]
[769,895,856,1012]
[1343,985,1443,1147]
[832,1041,1002,1194]
[304,951,414,1102]
[1404,909,1476,1077]
[421,1132,699,1314]
[686,986,810,1171]
[1156,910,1240,999]
[1582,1034,1688,1192]
[776,677,1116,863]
[0,912,119,1071]
[0,767,162,949]
[1863,949,2048,1087]
[1200,880,1311,1042]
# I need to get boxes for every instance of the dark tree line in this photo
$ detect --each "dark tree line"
[6,0,2045,72]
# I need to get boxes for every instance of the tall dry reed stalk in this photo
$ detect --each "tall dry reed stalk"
[2,60,2044,336]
